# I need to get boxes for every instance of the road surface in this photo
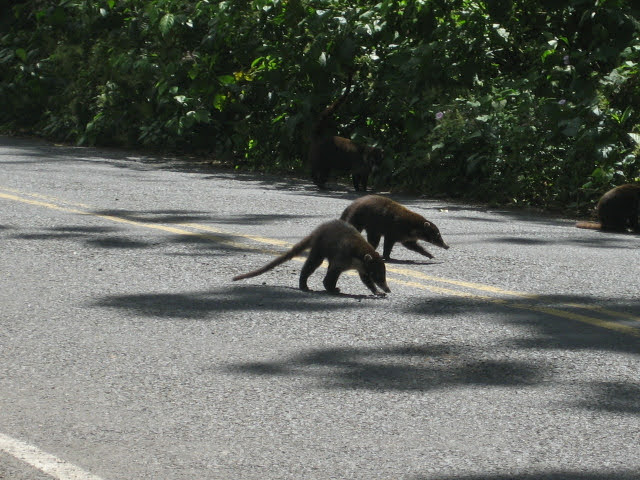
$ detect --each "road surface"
[1,136,639,479]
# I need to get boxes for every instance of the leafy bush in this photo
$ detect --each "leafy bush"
[1,0,639,210]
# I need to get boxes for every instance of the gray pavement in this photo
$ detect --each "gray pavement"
[1,136,639,479]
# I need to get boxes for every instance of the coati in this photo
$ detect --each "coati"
[340,195,449,260]
[309,74,383,192]
[575,184,640,232]
[232,219,390,296]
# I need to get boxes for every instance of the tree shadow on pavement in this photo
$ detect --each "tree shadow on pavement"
[226,343,544,392]
[6,221,266,257]
[574,381,640,415]
[405,294,640,354]
[405,294,640,416]
[413,471,640,480]
[489,232,639,249]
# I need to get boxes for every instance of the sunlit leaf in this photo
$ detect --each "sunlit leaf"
[159,13,175,36]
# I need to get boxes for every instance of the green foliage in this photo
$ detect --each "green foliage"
[1,0,639,209]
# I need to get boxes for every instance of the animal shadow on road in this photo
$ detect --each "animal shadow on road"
[384,258,443,266]
[93,285,373,320]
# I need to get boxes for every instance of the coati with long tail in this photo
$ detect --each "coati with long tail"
[576,184,640,232]
[232,220,390,296]
[340,195,449,260]
[309,74,384,192]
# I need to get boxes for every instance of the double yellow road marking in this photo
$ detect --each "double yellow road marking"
[2,186,639,337]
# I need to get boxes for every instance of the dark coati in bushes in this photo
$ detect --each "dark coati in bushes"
[233,220,390,296]
[576,184,640,232]
[309,75,383,192]
[340,195,449,260]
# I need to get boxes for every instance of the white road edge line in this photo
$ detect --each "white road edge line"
[0,432,106,480]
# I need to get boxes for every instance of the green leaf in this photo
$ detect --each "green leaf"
[193,109,210,123]
[159,13,175,37]
[541,49,554,62]
[217,75,235,86]
[213,94,227,111]
[15,48,27,62]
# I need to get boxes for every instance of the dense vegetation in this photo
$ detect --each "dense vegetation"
[1,0,639,210]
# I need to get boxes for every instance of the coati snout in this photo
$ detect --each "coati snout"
[233,220,390,296]
[341,195,449,260]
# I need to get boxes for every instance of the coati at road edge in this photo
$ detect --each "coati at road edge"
[309,75,383,192]
[575,184,640,232]
[232,219,390,296]
[340,195,449,260]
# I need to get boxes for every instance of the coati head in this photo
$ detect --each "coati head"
[363,252,391,293]
[419,221,449,250]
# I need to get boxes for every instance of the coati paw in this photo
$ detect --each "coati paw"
[374,291,387,297]
[326,288,341,295]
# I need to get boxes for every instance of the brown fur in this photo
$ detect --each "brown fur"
[233,220,390,295]
[575,221,602,230]
[309,75,383,192]
[340,195,449,260]
[575,184,640,232]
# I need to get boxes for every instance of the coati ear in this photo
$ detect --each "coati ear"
[424,221,434,229]
[364,254,373,263]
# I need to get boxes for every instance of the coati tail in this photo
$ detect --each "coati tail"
[312,72,354,136]
[575,221,602,230]
[232,236,312,281]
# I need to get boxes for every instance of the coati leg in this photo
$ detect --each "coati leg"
[299,251,325,291]
[312,168,330,190]
[401,240,435,259]
[382,237,397,260]
[366,230,382,250]
[352,173,366,192]
[310,151,330,190]
[322,265,343,294]
[630,202,639,231]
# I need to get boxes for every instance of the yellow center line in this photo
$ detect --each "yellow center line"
[0,186,93,209]
[560,303,640,323]
[388,266,640,323]
[177,222,293,248]
[387,265,537,298]
[0,191,259,252]
[2,186,638,336]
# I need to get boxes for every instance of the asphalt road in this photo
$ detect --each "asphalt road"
[1,135,639,480]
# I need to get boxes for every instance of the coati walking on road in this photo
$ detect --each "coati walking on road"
[576,184,640,232]
[340,195,449,260]
[309,75,383,192]
[233,220,390,296]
